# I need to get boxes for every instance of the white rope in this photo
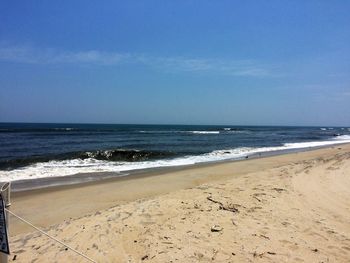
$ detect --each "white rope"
[6,208,97,263]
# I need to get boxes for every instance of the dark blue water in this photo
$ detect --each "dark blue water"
[0,123,349,182]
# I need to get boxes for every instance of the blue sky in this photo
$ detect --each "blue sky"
[0,1,349,126]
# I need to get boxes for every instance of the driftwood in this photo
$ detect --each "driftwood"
[207,196,239,213]
[253,196,262,202]
[272,188,286,193]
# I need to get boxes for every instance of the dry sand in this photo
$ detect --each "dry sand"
[7,144,350,262]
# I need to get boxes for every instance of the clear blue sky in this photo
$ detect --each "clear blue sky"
[0,1,349,126]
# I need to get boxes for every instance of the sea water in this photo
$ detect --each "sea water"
[0,123,349,182]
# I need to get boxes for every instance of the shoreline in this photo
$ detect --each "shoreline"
[9,143,349,237]
[9,142,350,192]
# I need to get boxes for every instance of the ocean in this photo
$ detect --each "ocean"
[1,123,350,183]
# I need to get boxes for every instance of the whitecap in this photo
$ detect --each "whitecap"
[190,131,220,134]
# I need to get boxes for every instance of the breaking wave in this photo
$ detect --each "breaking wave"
[0,149,175,170]
[1,135,350,182]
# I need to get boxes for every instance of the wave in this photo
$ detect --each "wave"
[0,149,175,170]
[190,131,220,134]
[139,130,174,134]
[139,128,248,134]
[19,129,220,135]
[1,135,350,182]
[139,130,221,134]
[334,135,350,140]
[54,128,75,131]
[83,149,174,161]
[222,127,244,131]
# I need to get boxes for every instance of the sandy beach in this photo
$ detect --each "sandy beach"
[7,144,350,262]
[2,1,350,262]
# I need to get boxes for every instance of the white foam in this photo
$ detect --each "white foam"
[1,135,350,182]
[334,135,350,140]
[191,131,220,134]
[140,130,220,134]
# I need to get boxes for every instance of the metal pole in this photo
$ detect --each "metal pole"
[0,182,10,263]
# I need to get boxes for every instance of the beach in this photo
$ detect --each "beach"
[2,0,350,262]
[6,144,350,262]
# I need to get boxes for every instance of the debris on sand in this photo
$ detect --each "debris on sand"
[211,225,223,232]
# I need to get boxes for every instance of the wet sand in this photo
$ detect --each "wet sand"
[8,144,350,262]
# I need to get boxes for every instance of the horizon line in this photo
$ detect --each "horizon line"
[0,121,348,128]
